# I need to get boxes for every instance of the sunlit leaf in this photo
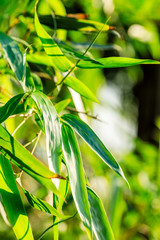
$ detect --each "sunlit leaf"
[0,124,61,180]
[77,57,160,69]
[31,91,62,174]
[61,114,128,183]
[61,123,92,239]
[0,93,25,123]
[0,154,34,240]
[35,8,72,72]
[64,76,99,103]
[87,187,115,240]
[55,98,72,114]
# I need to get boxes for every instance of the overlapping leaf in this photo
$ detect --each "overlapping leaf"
[35,8,72,72]
[61,114,128,183]
[77,57,160,69]
[61,123,92,239]
[64,76,98,103]
[39,15,111,32]
[0,154,34,240]
[87,187,115,240]
[0,93,25,123]
[31,91,62,174]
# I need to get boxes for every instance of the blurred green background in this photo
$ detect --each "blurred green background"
[0,0,160,239]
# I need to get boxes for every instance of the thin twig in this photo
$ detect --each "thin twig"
[31,130,42,155]
[56,18,110,86]
[23,135,38,148]
[12,115,30,136]
[66,106,108,123]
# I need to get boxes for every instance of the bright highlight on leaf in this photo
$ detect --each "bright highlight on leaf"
[34,7,72,72]
[31,91,62,174]
[64,76,99,103]
[0,154,34,240]
[61,123,92,239]
[61,114,128,184]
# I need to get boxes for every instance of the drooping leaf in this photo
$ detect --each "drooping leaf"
[31,91,62,174]
[64,76,99,103]
[0,93,25,123]
[0,154,34,240]
[77,56,160,69]
[0,32,23,83]
[87,187,115,240]
[61,114,128,183]
[55,98,72,114]
[39,15,111,32]
[22,187,71,219]
[61,123,92,239]
[23,49,35,92]
[35,8,72,72]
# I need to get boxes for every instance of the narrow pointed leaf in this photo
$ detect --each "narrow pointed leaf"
[31,91,62,174]
[61,123,92,239]
[27,53,52,66]
[0,93,25,123]
[22,188,71,219]
[0,154,34,240]
[39,15,111,32]
[64,76,99,103]
[0,124,60,179]
[77,57,160,69]
[55,98,72,114]
[61,114,127,183]
[35,9,72,72]
[87,187,115,240]
[0,32,23,83]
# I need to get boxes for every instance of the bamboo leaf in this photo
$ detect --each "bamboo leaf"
[0,93,25,123]
[77,57,160,69]
[87,187,115,240]
[0,154,34,240]
[61,114,128,183]
[0,32,23,83]
[55,98,72,114]
[39,15,111,32]
[27,53,52,66]
[64,76,99,103]
[22,187,71,219]
[31,91,62,174]
[0,124,61,180]
[61,123,92,239]
[35,8,72,72]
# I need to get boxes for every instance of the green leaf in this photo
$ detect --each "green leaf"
[35,8,72,72]
[22,187,71,219]
[55,98,72,114]
[0,154,34,240]
[31,91,62,174]
[23,49,35,92]
[0,93,25,123]
[0,32,23,83]
[87,187,115,240]
[64,76,99,103]
[0,124,61,180]
[39,15,111,32]
[27,53,52,66]
[61,123,92,239]
[77,57,160,69]
[61,114,128,183]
